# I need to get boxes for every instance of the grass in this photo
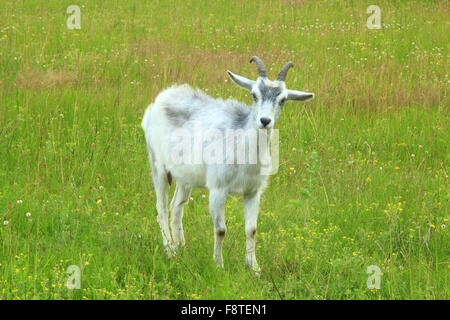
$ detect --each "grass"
[0,0,448,299]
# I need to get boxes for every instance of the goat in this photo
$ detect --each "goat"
[141,56,314,273]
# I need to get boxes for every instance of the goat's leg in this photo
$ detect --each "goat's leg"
[153,171,174,257]
[170,183,191,248]
[244,192,261,274]
[209,189,227,268]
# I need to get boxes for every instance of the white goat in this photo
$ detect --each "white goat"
[142,56,314,273]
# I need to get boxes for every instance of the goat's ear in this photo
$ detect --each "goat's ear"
[227,70,255,91]
[287,90,315,101]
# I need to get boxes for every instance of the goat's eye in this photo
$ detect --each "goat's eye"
[252,93,257,101]
[280,98,286,105]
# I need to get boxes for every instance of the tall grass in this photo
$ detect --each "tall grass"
[0,0,448,299]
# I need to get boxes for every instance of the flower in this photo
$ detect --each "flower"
[394,166,400,170]
[3,220,8,226]
[26,212,32,217]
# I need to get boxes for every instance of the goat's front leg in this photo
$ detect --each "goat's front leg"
[209,189,227,268]
[244,192,261,274]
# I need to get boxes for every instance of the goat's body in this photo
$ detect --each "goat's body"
[142,84,269,194]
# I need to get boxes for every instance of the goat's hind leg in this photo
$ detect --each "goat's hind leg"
[152,166,175,257]
[170,183,191,249]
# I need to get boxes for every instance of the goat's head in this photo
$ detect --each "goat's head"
[227,56,314,129]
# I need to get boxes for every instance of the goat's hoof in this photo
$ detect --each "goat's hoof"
[172,232,185,248]
[174,238,186,248]
[164,244,177,258]
[172,241,185,253]
[246,263,261,276]
[253,267,261,277]
[214,258,224,269]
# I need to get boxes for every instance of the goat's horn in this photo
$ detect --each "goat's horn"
[249,56,267,78]
[277,61,293,81]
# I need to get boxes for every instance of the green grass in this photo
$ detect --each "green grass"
[0,0,448,299]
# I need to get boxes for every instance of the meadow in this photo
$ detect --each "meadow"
[0,0,448,299]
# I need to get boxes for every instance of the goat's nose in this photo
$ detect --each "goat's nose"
[260,117,271,127]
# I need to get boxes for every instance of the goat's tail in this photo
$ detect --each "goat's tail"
[141,104,153,131]
[142,103,173,187]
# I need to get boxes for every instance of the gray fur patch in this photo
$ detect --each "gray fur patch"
[258,82,282,102]
[164,107,193,127]
[231,106,251,128]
